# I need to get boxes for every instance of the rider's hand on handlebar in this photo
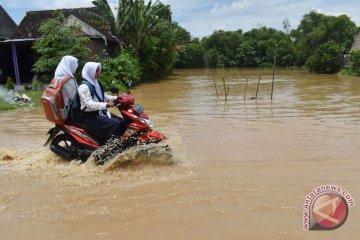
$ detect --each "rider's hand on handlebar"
[106,101,115,108]
[112,98,122,107]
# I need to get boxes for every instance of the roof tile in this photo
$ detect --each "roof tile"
[11,7,116,41]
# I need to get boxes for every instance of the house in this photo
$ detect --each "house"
[0,7,119,85]
[0,5,17,40]
[0,5,17,83]
[351,31,360,50]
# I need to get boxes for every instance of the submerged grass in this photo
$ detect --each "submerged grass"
[0,102,17,111]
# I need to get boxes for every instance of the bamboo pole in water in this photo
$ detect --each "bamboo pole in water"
[271,51,277,100]
[213,77,219,98]
[255,75,261,99]
[225,86,230,101]
[222,77,229,101]
[243,76,248,100]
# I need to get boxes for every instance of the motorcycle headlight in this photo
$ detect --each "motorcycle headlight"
[136,116,153,128]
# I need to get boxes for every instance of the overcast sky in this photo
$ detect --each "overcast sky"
[1,0,359,38]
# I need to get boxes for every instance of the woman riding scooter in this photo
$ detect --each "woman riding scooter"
[54,55,79,117]
[77,62,127,143]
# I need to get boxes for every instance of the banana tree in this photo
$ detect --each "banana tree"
[87,0,165,55]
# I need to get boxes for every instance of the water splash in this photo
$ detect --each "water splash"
[87,141,173,171]
[0,86,16,103]
[0,148,19,161]
[0,85,32,106]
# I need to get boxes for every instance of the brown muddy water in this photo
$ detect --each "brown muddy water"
[0,68,360,240]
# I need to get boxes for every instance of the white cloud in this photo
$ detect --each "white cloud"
[210,0,250,15]
[1,0,359,38]
[0,0,94,9]
[172,0,360,38]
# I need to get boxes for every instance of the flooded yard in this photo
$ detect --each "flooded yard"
[0,68,359,239]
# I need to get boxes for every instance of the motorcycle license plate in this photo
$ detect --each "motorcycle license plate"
[134,104,144,114]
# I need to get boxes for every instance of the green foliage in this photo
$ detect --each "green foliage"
[177,10,357,75]
[0,102,17,111]
[140,21,179,79]
[31,78,43,90]
[88,2,356,76]
[291,10,357,65]
[305,41,343,73]
[24,84,31,91]
[339,66,357,76]
[176,38,205,68]
[236,41,257,67]
[183,27,294,68]
[276,39,295,67]
[204,48,223,68]
[349,49,360,75]
[202,30,243,67]
[115,0,164,54]
[6,77,15,90]
[32,11,91,81]
[99,50,141,92]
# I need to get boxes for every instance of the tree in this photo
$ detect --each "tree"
[349,49,360,75]
[291,10,357,65]
[236,41,257,67]
[204,48,222,68]
[32,11,90,81]
[141,20,178,79]
[201,30,243,67]
[99,50,141,91]
[275,39,295,67]
[305,41,343,73]
[242,27,293,67]
[173,24,192,68]
[176,38,205,68]
[88,0,179,80]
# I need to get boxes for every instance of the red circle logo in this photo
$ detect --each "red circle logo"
[311,192,348,229]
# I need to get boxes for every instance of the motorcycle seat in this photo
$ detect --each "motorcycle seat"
[66,122,104,146]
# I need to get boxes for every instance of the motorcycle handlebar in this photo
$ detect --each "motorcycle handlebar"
[113,98,123,107]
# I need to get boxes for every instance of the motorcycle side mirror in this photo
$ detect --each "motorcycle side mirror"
[127,80,132,88]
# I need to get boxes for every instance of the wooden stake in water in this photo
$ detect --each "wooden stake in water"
[255,75,261,99]
[213,77,219,98]
[225,86,230,101]
[222,77,229,101]
[271,51,277,100]
[243,76,248,100]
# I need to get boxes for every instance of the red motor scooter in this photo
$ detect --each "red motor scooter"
[44,91,169,164]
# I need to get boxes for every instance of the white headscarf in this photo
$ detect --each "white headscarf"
[81,62,103,101]
[54,55,78,83]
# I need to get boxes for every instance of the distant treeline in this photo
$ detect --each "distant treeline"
[175,10,359,74]
[32,2,360,86]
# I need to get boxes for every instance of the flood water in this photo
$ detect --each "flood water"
[0,68,360,239]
